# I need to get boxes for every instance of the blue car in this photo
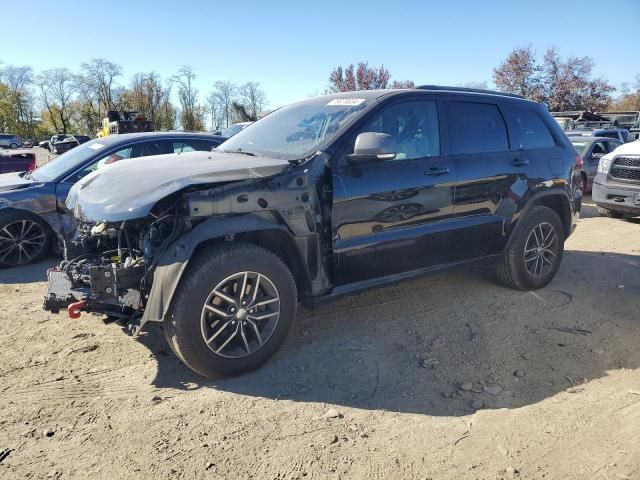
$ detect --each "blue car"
[0,132,226,267]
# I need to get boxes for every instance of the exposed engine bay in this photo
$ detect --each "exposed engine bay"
[44,200,184,333]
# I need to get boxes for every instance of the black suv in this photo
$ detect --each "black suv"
[44,86,581,377]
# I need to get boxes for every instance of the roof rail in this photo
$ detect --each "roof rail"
[416,85,525,99]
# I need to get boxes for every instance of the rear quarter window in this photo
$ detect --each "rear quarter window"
[449,102,509,154]
[503,106,555,149]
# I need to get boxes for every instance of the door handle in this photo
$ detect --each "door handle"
[509,158,529,167]
[425,167,450,176]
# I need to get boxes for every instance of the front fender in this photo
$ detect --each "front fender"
[135,214,291,334]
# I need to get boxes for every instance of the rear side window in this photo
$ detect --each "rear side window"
[503,106,555,149]
[449,102,508,154]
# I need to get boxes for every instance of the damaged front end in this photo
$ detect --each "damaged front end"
[44,200,184,334]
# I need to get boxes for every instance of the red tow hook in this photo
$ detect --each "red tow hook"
[67,300,87,319]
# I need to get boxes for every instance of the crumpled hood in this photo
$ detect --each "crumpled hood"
[66,150,290,222]
[0,171,35,192]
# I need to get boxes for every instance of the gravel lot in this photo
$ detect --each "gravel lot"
[1,196,639,479]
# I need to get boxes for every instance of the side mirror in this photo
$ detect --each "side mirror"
[592,152,604,160]
[347,132,397,164]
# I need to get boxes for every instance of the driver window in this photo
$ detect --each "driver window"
[356,100,440,160]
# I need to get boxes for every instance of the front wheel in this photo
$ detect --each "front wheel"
[164,243,297,377]
[0,210,51,268]
[10,143,19,149]
[497,206,564,290]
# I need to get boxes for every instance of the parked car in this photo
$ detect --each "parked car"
[0,134,21,149]
[52,135,92,155]
[569,136,622,193]
[0,132,226,267]
[592,139,640,218]
[0,150,36,174]
[219,122,253,138]
[566,128,630,143]
[21,139,35,148]
[42,86,582,378]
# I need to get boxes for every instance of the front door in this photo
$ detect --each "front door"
[331,98,456,285]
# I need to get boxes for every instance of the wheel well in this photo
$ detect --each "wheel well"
[241,229,311,297]
[190,229,311,298]
[530,194,571,238]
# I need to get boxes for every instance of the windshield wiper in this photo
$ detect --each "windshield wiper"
[220,148,256,157]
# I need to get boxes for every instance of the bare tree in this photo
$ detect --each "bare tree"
[0,65,36,133]
[211,80,237,128]
[173,66,201,130]
[239,81,266,119]
[205,91,225,132]
[36,68,76,133]
[79,58,122,113]
[121,72,175,130]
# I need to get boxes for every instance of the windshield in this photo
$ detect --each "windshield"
[32,139,106,181]
[221,124,247,138]
[570,141,588,155]
[219,97,373,161]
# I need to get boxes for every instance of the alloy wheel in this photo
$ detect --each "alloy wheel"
[524,222,557,277]
[200,271,280,358]
[0,220,47,266]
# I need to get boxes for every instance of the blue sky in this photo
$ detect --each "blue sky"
[3,0,639,109]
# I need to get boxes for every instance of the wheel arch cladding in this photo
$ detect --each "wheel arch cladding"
[140,214,311,330]
[529,193,571,238]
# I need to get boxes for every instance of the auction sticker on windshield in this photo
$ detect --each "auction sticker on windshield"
[88,143,105,150]
[327,98,365,106]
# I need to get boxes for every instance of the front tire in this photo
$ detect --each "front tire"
[10,143,19,149]
[0,210,51,268]
[497,206,564,290]
[164,243,297,378]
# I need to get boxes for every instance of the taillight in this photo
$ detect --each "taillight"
[27,160,36,171]
[575,154,583,167]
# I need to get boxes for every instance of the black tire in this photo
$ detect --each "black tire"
[0,210,51,268]
[597,206,625,219]
[164,242,297,378]
[10,143,19,149]
[497,206,564,290]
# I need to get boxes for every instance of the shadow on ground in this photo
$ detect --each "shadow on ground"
[0,257,55,284]
[134,248,640,416]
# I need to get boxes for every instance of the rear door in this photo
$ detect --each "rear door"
[447,100,516,258]
[332,97,457,285]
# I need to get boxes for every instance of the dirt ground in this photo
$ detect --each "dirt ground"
[1,196,639,480]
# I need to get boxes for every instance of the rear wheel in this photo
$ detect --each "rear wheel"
[164,243,297,377]
[0,210,51,268]
[497,206,564,290]
[597,206,625,219]
[9,142,19,149]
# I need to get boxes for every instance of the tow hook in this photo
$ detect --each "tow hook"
[67,300,87,319]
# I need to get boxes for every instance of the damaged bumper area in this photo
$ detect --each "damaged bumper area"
[43,211,182,335]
